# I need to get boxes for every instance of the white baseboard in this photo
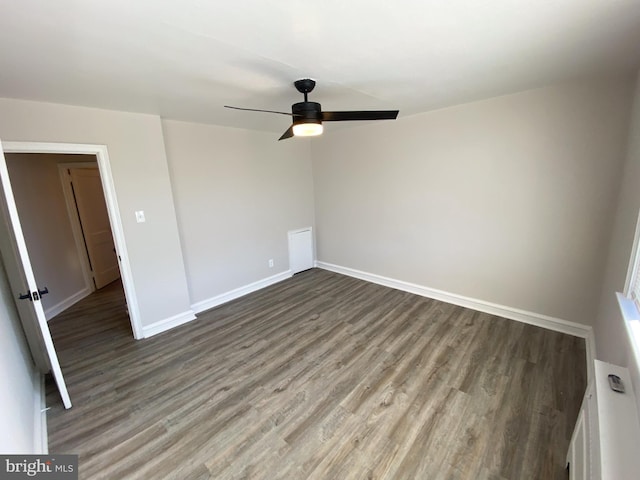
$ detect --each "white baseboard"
[44,287,92,321]
[316,261,593,339]
[34,372,48,454]
[191,270,292,314]
[142,310,197,338]
[142,271,293,338]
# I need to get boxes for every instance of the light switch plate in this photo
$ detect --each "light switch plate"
[135,210,145,223]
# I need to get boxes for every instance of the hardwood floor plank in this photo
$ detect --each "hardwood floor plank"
[46,269,586,479]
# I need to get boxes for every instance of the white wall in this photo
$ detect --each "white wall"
[5,153,94,317]
[0,98,193,328]
[0,258,42,453]
[162,120,315,306]
[595,70,640,411]
[312,77,634,325]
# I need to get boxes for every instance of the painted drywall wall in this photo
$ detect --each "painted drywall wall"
[312,77,634,325]
[595,70,640,412]
[161,119,315,305]
[5,153,94,317]
[0,98,193,328]
[0,258,41,453]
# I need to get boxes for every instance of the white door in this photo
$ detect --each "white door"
[0,140,71,409]
[69,167,120,289]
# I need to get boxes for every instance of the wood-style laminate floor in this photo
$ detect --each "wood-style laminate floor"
[46,269,586,480]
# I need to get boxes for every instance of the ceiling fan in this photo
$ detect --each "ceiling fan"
[224,79,399,141]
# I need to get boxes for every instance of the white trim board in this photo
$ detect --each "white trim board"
[318,261,595,383]
[316,261,593,339]
[44,287,92,321]
[142,270,292,338]
[191,270,292,315]
[585,329,596,385]
[141,310,197,338]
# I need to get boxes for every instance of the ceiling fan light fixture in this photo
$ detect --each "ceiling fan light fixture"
[224,79,398,141]
[293,121,323,137]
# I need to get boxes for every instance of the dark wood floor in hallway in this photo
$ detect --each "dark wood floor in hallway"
[46,269,586,479]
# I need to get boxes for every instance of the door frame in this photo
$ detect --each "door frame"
[3,141,143,339]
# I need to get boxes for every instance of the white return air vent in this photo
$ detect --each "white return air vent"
[288,227,314,275]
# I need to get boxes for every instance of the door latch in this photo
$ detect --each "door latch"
[17,287,49,302]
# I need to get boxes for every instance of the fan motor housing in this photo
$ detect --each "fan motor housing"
[292,101,322,123]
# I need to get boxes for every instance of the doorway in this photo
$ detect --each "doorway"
[5,154,122,320]
[1,142,142,339]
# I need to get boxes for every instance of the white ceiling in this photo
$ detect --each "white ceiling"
[1,0,640,135]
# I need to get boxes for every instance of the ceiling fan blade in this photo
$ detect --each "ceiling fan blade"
[278,125,294,141]
[224,105,293,116]
[321,110,399,122]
